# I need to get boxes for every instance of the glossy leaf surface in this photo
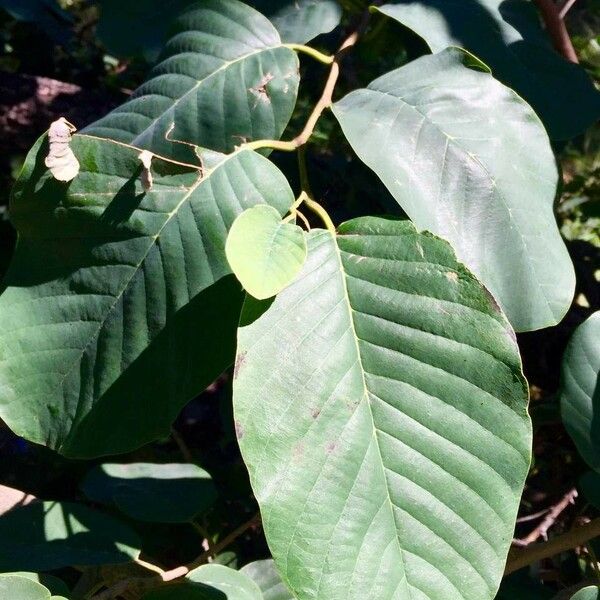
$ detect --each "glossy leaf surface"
[241,560,294,600]
[0,135,293,457]
[333,48,574,332]
[377,0,600,140]
[560,311,600,471]
[81,463,217,522]
[0,500,140,571]
[226,206,307,300]
[234,217,531,600]
[86,0,300,160]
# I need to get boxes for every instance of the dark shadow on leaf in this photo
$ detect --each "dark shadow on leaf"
[144,581,227,600]
[101,168,146,225]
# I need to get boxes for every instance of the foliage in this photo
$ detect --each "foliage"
[0,0,598,599]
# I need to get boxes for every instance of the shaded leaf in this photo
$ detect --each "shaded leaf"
[250,0,342,44]
[0,0,73,44]
[332,47,574,332]
[579,471,600,511]
[81,463,217,523]
[87,0,300,160]
[0,135,293,457]
[226,205,307,300]
[234,217,531,600]
[241,560,293,600]
[377,0,600,140]
[0,499,140,571]
[496,569,553,599]
[560,312,600,471]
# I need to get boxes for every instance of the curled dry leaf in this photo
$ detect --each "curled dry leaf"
[138,150,154,192]
[45,117,80,182]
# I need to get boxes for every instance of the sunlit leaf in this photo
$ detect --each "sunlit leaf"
[241,560,293,600]
[333,47,574,332]
[234,217,531,600]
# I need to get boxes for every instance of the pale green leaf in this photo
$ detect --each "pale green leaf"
[560,312,600,471]
[0,500,140,571]
[226,205,307,300]
[332,47,574,332]
[86,0,300,160]
[241,560,294,600]
[3,574,69,597]
[234,217,531,600]
[0,135,293,457]
[376,0,600,140]
[81,463,216,522]
[0,575,50,600]
[251,0,342,44]
[571,587,600,600]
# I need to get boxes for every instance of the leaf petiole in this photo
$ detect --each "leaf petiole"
[283,43,335,64]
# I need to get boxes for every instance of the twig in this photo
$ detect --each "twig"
[505,517,600,575]
[559,0,578,19]
[170,427,193,462]
[513,488,578,546]
[516,507,551,523]
[532,0,579,63]
[91,513,261,599]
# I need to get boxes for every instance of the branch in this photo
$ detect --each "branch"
[505,517,600,575]
[532,0,579,63]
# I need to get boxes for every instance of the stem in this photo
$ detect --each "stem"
[304,198,336,234]
[505,517,600,575]
[532,0,579,63]
[298,147,313,199]
[559,0,578,19]
[284,43,334,64]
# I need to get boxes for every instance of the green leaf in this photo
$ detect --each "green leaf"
[332,47,574,332]
[3,574,69,597]
[142,564,263,600]
[0,0,73,44]
[0,575,50,600]
[81,463,217,523]
[86,0,300,160]
[571,587,600,600]
[0,500,140,571]
[226,205,307,300]
[0,135,293,457]
[234,217,531,600]
[560,311,600,471]
[376,0,600,140]
[240,560,293,600]
[250,0,342,44]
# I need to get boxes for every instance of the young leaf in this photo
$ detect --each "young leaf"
[571,587,600,600]
[0,499,141,571]
[0,575,51,600]
[332,47,575,332]
[142,564,263,600]
[241,560,294,600]
[376,0,600,140]
[234,217,531,600]
[86,0,300,160]
[250,0,342,44]
[560,311,600,471]
[0,135,294,457]
[81,463,217,523]
[226,205,307,300]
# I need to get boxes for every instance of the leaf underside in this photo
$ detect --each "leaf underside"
[86,0,300,161]
[234,217,531,600]
[0,134,293,457]
[333,48,574,332]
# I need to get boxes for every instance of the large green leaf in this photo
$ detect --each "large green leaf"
[81,463,217,522]
[241,560,293,600]
[250,0,342,44]
[0,576,51,600]
[560,312,600,471]
[571,588,600,600]
[226,206,307,300]
[332,48,574,332]
[3,574,69,597]
[377,0,600,140]
[234,217,531,600]
[0,500,140,571]
[0,135,294,457]
[86,0,300,160]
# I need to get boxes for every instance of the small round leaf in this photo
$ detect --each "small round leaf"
[226,205,307,300]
